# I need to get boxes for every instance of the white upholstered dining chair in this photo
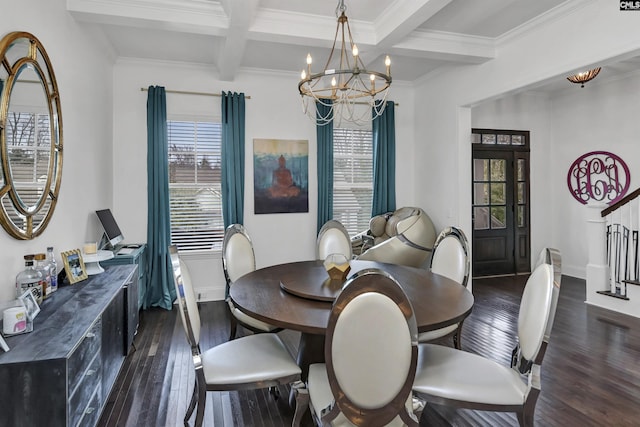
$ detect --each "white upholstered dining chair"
[412,248,561,427]
[169,245,301,427]
[417,226,470,349]
[316,219,353,260]
[222,223,281,340]
[293,268,420,427]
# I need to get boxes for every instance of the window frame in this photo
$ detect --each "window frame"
[167,115,224,253]
[332,126,374,236]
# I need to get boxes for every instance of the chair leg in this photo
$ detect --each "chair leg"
[517,410,534,427]
[185,380,198,424]
[412,394,425,423]
[269,386,280,399]
[229,315,238,341]
[453,320,465,349]
[194,377,207,427]
[292,381,309,427]
[517,388,540,427]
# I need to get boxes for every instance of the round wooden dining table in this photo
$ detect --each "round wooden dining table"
[230,259,474,379]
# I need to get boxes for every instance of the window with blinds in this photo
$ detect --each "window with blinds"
[167,120,224,251]
[333,128,373,236]
[4,112,51,225]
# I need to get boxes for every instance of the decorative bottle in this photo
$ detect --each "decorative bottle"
[16,255,44,304]
[34,253,51,300]
[46,246,58,293]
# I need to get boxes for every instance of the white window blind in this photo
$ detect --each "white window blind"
[4,112,51,222]
[333,128,373,236]
[167,120,224,251]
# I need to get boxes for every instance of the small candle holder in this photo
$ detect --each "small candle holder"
[323,253,351,282]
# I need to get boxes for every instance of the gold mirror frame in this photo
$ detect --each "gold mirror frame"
[0,31,63,239]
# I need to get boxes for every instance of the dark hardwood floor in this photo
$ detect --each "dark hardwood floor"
[97,275,640,426]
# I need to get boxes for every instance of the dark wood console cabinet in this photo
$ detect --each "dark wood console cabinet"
[0,265,139,427]
[101,244,146,311]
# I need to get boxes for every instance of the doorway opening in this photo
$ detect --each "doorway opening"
[471,129,530,277]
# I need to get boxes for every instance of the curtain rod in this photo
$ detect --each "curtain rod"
[139,88,398,105]
[140,87,251,99]
[139,88,401,106]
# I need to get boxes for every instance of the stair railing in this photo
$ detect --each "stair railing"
[600,188,640,299]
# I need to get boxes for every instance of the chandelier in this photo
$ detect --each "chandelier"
[567,67,601,88]
[298,0,392,126]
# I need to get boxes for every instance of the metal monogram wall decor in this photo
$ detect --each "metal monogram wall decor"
[567,151,630,205]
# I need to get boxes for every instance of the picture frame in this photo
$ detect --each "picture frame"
[61,248,88,284]
[18,289,41,322]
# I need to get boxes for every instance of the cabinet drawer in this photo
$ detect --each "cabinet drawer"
[72,380,102,427]
[69,353,102,427]
[68,316,102,395]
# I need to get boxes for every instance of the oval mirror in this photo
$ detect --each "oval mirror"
[0,32,62,239]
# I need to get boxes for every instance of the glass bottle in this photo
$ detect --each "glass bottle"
[47,247,58,293]
[16,255,44,304]
[34,253,51,300]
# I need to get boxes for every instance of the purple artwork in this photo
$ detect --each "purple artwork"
[567,151,630,205]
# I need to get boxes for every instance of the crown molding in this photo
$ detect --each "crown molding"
[67,0,227,34]
[496,0,594,47]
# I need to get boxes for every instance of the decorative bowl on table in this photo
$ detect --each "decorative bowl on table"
[323,253,351,282]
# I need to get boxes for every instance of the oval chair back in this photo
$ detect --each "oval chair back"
[222,224,257,284]
[169,245,201,347]
[529,247,562,365]
[429,226,470,290]
[323,268,419,426]
[317,220,352,260]
[516,264,554,364]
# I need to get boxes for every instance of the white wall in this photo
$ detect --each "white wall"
[471,92,554,272]
[472,73,640,279]
[0,1,114,303]
[414,0,640,280]
[113,59,416,299]
[550,73,640,278]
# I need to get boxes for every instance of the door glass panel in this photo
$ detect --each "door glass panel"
[471,133,480,144]
[512,135,524,145]
[482,134,496,144]
[474,183,489,204]
[517,183,525,204]
[517,205,525,227]
[474,207,489,230]
[490,183,505,204]
[474,159,488,180]
[517,159,525,181]
[491,207,506,229]
[497,134,510,145]
[490,159,506,181]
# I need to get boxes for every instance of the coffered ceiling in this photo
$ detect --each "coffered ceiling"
[68,0,635,90]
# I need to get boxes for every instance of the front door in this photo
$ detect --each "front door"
[471,129,530,277]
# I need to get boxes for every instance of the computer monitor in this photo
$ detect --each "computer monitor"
[96,209,124,249]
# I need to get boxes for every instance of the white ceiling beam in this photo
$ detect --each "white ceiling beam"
[250,8,493,65]
[216,0,260,81]
[393,30,495,63]
[66,0,228,36]
[374,0,452,49]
